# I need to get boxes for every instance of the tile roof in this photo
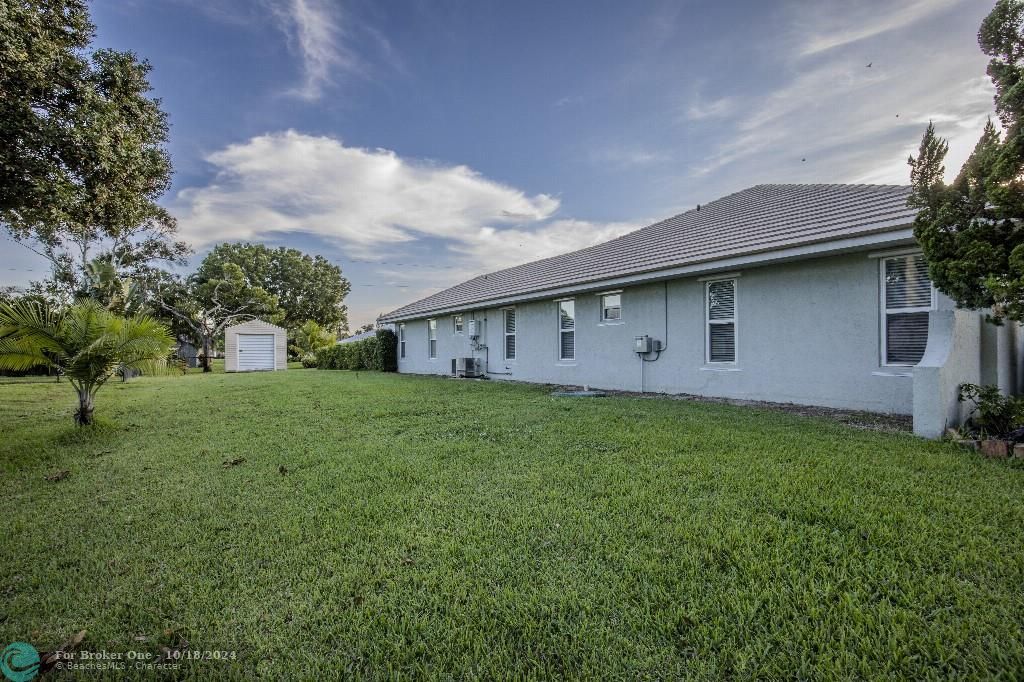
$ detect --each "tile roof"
[379,184,916,322]
[338,329,377,344]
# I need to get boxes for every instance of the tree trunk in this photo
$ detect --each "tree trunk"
[202,335,212,373]
[75,390,94,426]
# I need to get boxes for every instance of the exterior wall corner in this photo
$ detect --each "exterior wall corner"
[912,309,982,438]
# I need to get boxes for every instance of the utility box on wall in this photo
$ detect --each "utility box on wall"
[634,335,652,354]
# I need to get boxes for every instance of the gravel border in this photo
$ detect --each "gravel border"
[549,384,914,434]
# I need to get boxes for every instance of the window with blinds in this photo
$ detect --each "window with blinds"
[882,254,933,365]
[399,323,406,359]
[559,299,575,360]
[427,318,437,358]
[705,279,736,363]
[601,293,621,321]
[503,308,516,360]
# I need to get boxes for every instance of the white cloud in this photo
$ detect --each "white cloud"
[798,0,964,56]
[590,145,668,168]
[172,131,640,326]
[852,78,997,185]
[687,1,994,187]
[451,219,639,273]
[684,95,737,122]
[269,0,359,100]
[173,130,561,253]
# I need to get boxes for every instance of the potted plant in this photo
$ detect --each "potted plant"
[956,384,1024,459]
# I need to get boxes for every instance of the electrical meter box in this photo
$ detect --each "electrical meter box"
[634,335,652,354]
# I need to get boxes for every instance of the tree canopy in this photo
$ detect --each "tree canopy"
[0,0,188,300]
[194,243,350,332]
[909,0,1024,322]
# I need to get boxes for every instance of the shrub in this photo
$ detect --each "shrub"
[300,352,318,368]
[958,383,1024,438]
[375,329,398,372]
[315,344,343,369]
[314,335,386,371]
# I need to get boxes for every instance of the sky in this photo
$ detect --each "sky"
[0,0,999,328]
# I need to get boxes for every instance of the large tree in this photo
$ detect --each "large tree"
[194,243,350,332]
[0,0,189,300]
[145,263,281,373]
[909,0,1024,322]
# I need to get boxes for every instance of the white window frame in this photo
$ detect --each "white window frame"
[453,314,464,334]
[558,298,576,362]
[880,254,936,367]
[598,291,623,323]
[704,278,737,365]
[427,318,437,359]
[503,308,516,361]
[399,323,406,359]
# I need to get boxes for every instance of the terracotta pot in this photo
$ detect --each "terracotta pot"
[980,439,1010,459]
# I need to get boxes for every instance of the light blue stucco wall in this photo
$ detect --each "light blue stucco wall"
[396,251,945,414]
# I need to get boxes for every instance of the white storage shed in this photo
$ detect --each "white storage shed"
[225,320,288,372]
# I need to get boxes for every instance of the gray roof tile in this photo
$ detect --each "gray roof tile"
[379,183,915,322]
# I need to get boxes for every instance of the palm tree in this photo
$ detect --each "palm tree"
[0,299,175,425]
[295,320,336,355]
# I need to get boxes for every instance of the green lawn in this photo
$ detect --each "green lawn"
[1,370,1023,679]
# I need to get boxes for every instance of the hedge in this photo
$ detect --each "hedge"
[315,329,398,372]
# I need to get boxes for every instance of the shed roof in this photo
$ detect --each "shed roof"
[379,183,916,322]
[224,319,287,333]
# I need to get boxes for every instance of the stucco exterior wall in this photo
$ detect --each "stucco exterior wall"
[912,310,982,438]
[397,251,935,414]
[224,319,288,372]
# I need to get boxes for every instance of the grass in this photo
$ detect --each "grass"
[1,370,1023,679]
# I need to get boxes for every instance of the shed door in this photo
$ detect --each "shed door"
[237,334,275,371]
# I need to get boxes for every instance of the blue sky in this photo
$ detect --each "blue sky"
[0,0,997,327]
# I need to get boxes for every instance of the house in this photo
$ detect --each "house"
[378,184,1020,438]
[224,319,288,372]
[338,329,376,344]
[173,336,200,368]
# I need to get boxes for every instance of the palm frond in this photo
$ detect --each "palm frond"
[106,313,175,374]
[0,334,57,370]
[0,300,66,352]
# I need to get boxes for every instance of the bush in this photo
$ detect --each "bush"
[315,344,343,370]
[958,383,1024,438]
[314,335,387,371]
[300,352,318,368]
[375,329,398,372]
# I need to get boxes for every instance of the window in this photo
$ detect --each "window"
[601,293,621,321]
[882,254,933,365]
[399,323,406,359]
[558,299,575,361]
[427,318,437,358]
[705,279,736,363]
[503,308,516,360]
[453,315,464,334]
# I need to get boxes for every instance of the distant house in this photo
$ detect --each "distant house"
[338,329,376,344]
[378,184,1020,438]
[173,337,200,368]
